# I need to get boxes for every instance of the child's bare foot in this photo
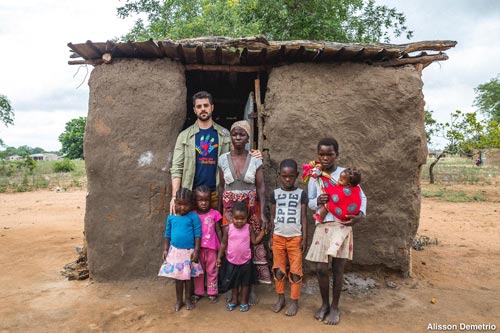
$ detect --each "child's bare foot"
[323,308,340,325]
[285,300,299,316]
[314,304,329,321]
[271,295,285,313]
[208,295,218,304]
[191,295,202,304]
[174,301,183,312]
[185,299,195,310]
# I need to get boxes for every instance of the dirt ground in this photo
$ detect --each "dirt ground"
[1,187,499,333]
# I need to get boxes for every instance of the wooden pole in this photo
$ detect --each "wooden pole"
[249,92,255,150]
[254,77,263,152]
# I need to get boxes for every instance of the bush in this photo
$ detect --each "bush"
[53,159,76,173]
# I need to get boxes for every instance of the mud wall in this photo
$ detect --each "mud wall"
[85,59,186,280]
[263,63,427,275]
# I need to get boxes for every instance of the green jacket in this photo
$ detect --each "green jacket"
[170,121,231,190]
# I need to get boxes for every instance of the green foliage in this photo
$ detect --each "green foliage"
[0,94,14,126]
[0,159,85,192]
[0,145,47,159]
[21,156,37,174]
[474,75,500,123]
[429,110,500,157]
[53,159,76,173]
[0,94,14,147]
[424,109,438,144]
[421,156,500,186]
[422,187,487,203]
[443,110,500,154]
[117,0,412,43]
[59,117,86,159]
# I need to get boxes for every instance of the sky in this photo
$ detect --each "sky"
[1,0,499,151]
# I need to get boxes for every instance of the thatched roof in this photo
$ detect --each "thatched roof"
[68,36,456,70]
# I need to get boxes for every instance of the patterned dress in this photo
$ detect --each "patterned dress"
[218,153,272,284]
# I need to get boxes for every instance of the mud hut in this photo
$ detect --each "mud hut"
[68,36,456,280]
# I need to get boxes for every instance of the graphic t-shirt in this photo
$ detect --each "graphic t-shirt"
[193,127,219,190]
[196,209,222,250]
[270,188,308,237]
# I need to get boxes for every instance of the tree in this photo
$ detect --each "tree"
[426,110,500,184]
[117,0,412,43]
[0,94,14,147]
[424,109,438,144]
[59,117,86,159]
[474,75,500,123]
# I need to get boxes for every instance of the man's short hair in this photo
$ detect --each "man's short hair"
[192,91,213,105]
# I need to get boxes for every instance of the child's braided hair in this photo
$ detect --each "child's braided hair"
[193,185,211,200]
[176,187,193,201]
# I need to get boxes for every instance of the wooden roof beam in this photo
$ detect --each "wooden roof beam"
[215,47,223,65]
[176,45,186,63]
[378,52,449,67]
[332,47,346,61]
[276,45,286,64]
[258,48,268,65]
[400,40,457,54]
[312,48,324,62]
[240,47,248,65]
[354,48,367,60]
[184,64,268,72]
[85,40,102,59]
[196,46,204,64]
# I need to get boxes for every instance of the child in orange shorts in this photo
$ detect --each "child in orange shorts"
[269,159,308,316]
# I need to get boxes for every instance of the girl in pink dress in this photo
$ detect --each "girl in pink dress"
[216,202,266,312]
[192,185,223,304]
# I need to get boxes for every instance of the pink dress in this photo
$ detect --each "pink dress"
[227,223,251,265]
[194,209,222,296]
[219,223,256,292]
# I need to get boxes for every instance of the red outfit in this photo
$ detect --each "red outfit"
[325,185,361,221]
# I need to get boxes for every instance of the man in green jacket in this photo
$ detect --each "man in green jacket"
[170,91,232,214]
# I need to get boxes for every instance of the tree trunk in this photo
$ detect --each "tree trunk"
[429,152,445,184]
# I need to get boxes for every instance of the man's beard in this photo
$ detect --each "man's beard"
[197,113,211,121]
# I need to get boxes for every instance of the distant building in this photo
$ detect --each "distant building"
[7,155,23,161]
[29,153,60,161]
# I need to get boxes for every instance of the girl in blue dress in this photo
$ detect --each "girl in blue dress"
[158,188,204,311]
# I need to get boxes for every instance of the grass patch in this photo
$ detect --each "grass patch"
[0,159,85,193]
[422,156,500,185]
[422,187,487,202]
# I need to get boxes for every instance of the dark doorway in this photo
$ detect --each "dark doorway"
[184,70,268,149]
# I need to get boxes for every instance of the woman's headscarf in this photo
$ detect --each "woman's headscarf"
[230,120,251,137]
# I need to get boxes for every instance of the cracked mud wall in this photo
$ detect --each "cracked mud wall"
[263,63,427,275]
[85,59,186,280]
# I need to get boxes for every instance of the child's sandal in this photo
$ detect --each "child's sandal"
[226,303,238,311]
[208,295,218,304]
[239,304,249,312]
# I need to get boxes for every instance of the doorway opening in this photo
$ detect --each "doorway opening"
[184,70,269,150]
